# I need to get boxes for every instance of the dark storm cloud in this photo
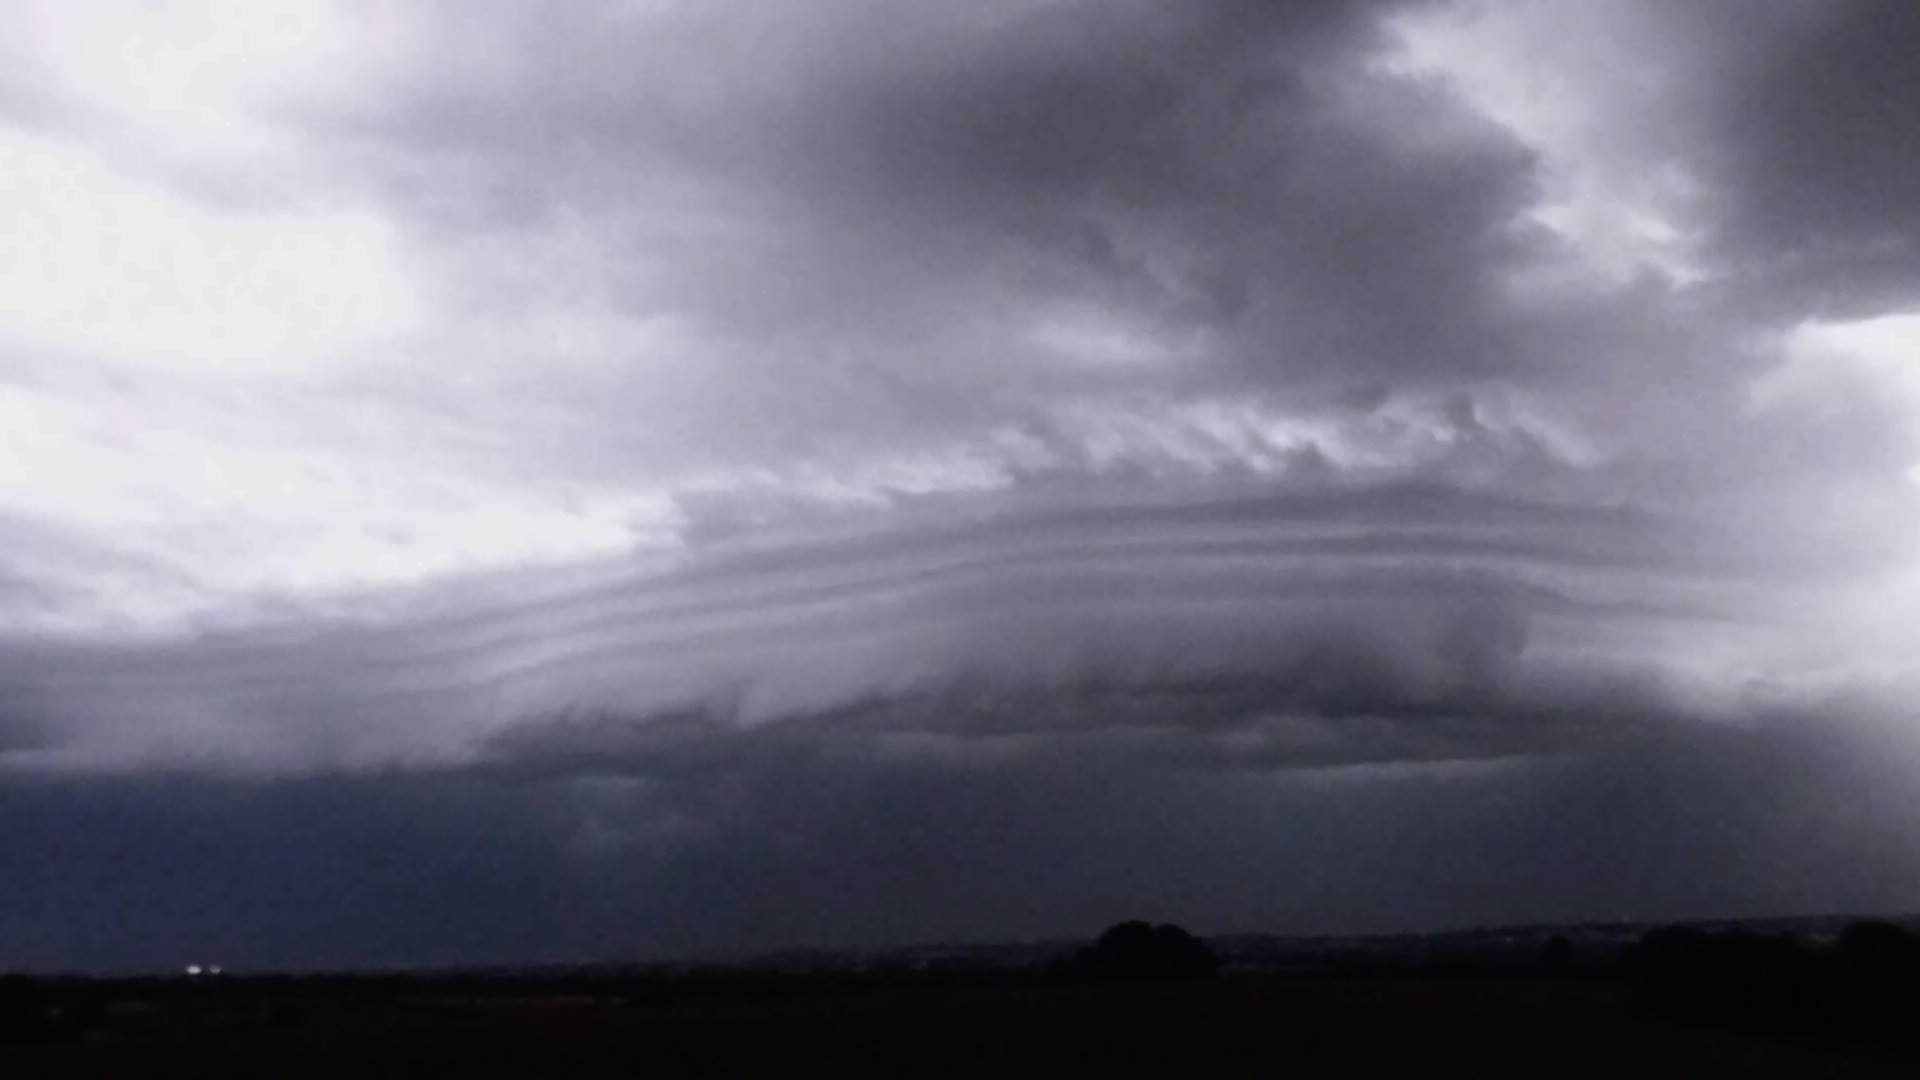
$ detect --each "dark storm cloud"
[5,0,1920,970]
[574,721,1920,945]
[0,693,50,754]
[8,719,1920,972]
[829,0,1544,385]
[1698,2,1920,315]
[0,481,1761,777]
[291,0,1557,481]
[0,774,577,971]
[476,660,1674,788]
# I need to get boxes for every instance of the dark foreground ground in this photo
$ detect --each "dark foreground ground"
[6,975,1911,1078]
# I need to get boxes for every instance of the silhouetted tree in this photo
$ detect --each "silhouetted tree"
[1830,919,1920,1040]
[1834,920,1919,983]
[1072,921,1218,981]
[1632,921,1920,1057]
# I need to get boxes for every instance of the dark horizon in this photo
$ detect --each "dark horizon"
[24,909,1920,981]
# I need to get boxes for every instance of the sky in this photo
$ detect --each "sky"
[3,0,1920,972]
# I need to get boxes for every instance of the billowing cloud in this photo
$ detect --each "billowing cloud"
[2,0,1919,967]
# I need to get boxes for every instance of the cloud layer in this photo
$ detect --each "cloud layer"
[2,0,1919,967]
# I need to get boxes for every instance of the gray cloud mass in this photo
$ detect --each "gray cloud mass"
[1,0,1919,969]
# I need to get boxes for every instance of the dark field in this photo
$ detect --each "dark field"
[7,975,1910,1078]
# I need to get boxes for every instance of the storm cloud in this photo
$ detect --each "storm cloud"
[2,0,1919,969]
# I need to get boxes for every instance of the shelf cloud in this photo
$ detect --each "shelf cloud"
[3,0,1919,968]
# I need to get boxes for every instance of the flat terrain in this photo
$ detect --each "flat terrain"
[7,977,1907,1077]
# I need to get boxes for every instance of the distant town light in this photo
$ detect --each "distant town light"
[184,964,203,976]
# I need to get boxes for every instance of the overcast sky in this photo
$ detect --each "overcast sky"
[4,0,1920,972]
